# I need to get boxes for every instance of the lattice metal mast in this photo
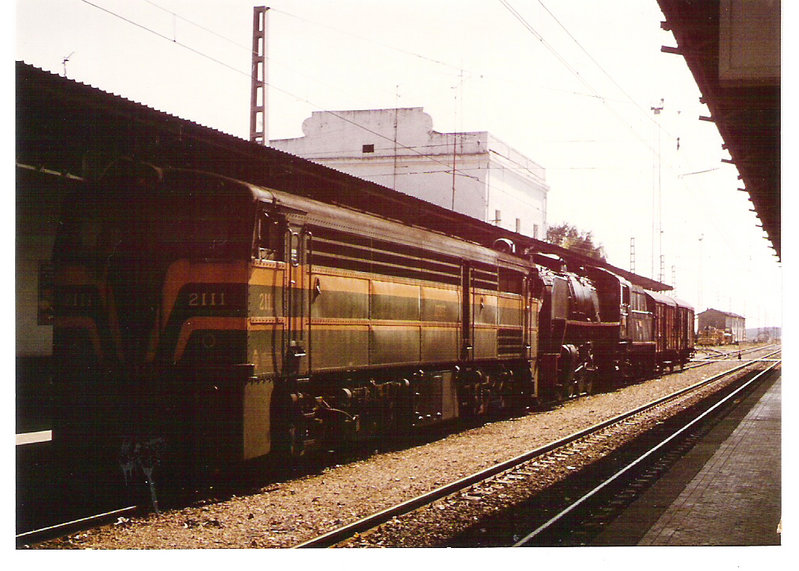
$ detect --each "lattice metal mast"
[250,6,269,145]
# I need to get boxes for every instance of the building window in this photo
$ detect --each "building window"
[362,144,375,153]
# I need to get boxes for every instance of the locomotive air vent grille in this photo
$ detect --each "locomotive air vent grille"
[309,225,463,286]
[497,328,524,356]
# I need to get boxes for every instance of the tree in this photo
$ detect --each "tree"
[545,223,607,261]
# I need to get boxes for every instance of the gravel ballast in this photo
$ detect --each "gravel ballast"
[35,349,774,549]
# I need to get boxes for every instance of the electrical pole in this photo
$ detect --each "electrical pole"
[451,68,464,211]
[451,132,457,210]
[393,86,399,191]
[698,233,704,310]
[250,7,269,145]
[651,98,663,280]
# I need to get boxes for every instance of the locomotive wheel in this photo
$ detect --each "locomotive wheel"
[620,358,635,383]
[568,378,579,399]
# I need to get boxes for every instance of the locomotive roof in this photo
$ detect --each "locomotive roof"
[163,167,530,271]
[266,180,531,270]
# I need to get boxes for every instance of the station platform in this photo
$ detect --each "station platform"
[593,371,782,546]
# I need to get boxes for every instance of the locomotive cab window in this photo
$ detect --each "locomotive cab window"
[255,210,284,261]
[620,284,630,316]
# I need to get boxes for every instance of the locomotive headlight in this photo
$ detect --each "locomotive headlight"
[201,332,217,349]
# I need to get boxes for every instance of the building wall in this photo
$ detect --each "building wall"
[270,108,548,237]
[697,309,746,343]
[727,316,746,343]
[485,135,548,239]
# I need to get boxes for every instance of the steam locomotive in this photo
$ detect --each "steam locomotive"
[51,161,693,476]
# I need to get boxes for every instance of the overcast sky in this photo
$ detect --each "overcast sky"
[13,0,784,329]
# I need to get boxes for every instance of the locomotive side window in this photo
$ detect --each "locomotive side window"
[631,291,648,312]
[255,210,284,261]
[621,284,630,316]
[289,231,301,266]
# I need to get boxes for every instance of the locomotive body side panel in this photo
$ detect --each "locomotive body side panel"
[247,259,286,376]
[369,279,422,366]
[420,285,461,363]
[308,269,370,371]
[472,288,499,360]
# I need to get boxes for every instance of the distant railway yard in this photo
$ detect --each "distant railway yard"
[19,342,779,549]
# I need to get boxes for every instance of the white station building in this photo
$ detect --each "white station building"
[269,107,549,239]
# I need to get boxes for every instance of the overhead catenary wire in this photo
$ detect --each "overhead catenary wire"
[127,0,658,153]
[143,0,619,107]
[497,0,661,156]
[84,1,676,192]
[535,0,677,138]
[78,0,481,183]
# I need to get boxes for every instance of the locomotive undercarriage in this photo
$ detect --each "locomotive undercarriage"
[272,360,534,459]
[590,342,658,392]
[554,342,596,401]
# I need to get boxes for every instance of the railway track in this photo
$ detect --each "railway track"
[685,343,778,368]
[17,346,778,548]
[16,506,140,548]
[296,349,780,548]
[512,356,780,546]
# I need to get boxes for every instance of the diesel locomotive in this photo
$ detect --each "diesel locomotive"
[51,160,693,476]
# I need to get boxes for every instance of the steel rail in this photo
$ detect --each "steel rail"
[295,352,777,548]
[682,344,777,370]
[691,343,780,363]
[16,505,140,547]
[19,349,778,548]
[512,356,781,547]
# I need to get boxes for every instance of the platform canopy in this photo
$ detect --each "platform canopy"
[657,0,780,259]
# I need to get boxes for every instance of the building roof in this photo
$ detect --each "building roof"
[698,308,745,319]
